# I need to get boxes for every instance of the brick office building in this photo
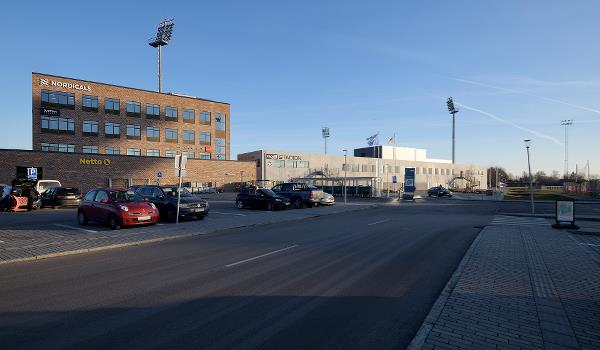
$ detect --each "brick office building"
[0,73,256,190]
[32,72,229,159]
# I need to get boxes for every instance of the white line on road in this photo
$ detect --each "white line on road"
[579,243,600,247]
[52,224,98,234]
[212,211,247,217]
[367,219,390,226]
[225,245,298,267]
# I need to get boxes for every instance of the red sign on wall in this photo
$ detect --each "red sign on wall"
[204,146,212,152]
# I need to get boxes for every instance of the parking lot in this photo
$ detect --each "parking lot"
[0,195,386,263]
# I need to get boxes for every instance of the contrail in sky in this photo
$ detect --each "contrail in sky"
[453,78,600,117]
[455,102,563,146]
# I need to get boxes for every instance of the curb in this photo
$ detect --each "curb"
[0,203,378,266]
[406,226,485,350]
[496,211,600,222]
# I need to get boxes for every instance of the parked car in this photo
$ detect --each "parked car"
[0,186,29,212]
[320,192,335,206]
[131,185,209,222]
[35,179,62,194]
[42,187,82,208]
[78,188,159,229]
[236,188,290,210]
[427,186,453,198]
[271,183,324,209]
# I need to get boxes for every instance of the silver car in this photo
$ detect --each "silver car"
[320,192,335,206]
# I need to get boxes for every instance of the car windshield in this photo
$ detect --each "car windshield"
[259,189,277,196]
[110,190,144,203]
[162,187,192,197]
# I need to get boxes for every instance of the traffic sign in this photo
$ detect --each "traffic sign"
[27,167,38,180]
[392,175,397,184]
[157,171,163,178]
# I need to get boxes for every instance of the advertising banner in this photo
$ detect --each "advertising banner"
[404,168,416,193]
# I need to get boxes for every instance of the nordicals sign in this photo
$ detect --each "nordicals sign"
[40,78,91,92]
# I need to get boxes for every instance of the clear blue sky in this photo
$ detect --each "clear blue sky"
[2,0,599,177]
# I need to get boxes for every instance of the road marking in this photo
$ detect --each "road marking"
[225,245,298,267]
[367,219,390,226]
[212,211,247,217]
[52,224,98,233]
[579,243,600,247]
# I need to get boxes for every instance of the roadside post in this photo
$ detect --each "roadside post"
[402,168,416,200]
[392,175,398,198]
[552,200,578,229]
[174,155,187,224]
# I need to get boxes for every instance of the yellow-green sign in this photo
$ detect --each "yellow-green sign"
[80,158,111,166]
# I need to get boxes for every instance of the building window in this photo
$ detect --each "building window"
[41,90,75,108]
[352,164,359,172]
[147,149,160,157]
[164,150,176,158]
[416,168,420,175]
[82,120,98,135]
[215,138,226,160]
[297,161,309,168]
[199,152,211,160]
[105,122,120,138]
[428,168,433,175]
[286,160,296,168]
[104,98,120,114]
[146,126,160,141]
[126,101,141,116]
[165,128,178,143]
[82,95,98,111]
[183,109,195,123]
[105,146,120,155]
[434,168,439,175]
[371,165,376,172]
[200,111,211,124]
[146,103,160,119]
[200,131,211,144]
[273,159,285,168]
[165,106,178,120]
[41,116,75,134]
[215,113,226,130]
[182,151,195,159]
[126,148,141,156]
[126,124,141,139]
[82,146,99,154]
[183,130,195,144]
[395,166,400,173]
[40,143,74,153]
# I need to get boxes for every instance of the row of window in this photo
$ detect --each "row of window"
[270,160,310,168]
[40,143,212,159]
[42,90,225,129]
[338,164,457,176]
[42,116,212,144]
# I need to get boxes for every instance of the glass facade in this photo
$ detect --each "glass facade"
[41,116,75,133]
[40,143,75,153]
[215,113,226,130]
[215,138,226,160]
[41,90,74,107]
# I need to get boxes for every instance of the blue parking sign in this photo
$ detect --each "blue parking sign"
[27,167,38,180]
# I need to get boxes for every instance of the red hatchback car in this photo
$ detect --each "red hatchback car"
[78,188,159,230]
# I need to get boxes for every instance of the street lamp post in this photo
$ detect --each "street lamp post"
[560,119,573,179]
[446,97,459,164]
[524,139,535,214]
[343,149,348,205]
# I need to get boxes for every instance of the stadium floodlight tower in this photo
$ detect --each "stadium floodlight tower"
[446,97,459,164]
[149,18,175,93]
[560,119,573,179]
[322,127,330,154]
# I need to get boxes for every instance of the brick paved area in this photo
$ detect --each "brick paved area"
[411,215,600,350]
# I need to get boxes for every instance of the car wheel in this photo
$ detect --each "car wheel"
[78,211,88,225]
[266,202,274,211]
[109,214,121,230]
[52,205,56,209]
[292,198,303,209]
[236,200,244,209]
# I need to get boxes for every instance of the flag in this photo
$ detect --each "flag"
[387,134,395,145]
[366,133,379,146]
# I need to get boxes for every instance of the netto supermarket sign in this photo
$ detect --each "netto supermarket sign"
[80,158,111,166]
[40,78,91,92]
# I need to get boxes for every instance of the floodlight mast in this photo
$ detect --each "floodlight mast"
[149,19,175,93]
[446,97,459,164]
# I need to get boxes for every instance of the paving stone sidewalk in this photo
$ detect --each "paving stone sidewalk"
[410,215,600,350]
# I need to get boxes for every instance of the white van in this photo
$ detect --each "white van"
[36,180,61,194]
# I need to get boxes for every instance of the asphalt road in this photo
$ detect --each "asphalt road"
[0,201,496,350]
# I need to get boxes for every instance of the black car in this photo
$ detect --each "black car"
[42,187,82,208]
[131,185,209,222]
[236,188,290,211]
[427,186,453,197]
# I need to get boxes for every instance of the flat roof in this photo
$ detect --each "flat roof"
[32,72,230,105]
